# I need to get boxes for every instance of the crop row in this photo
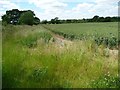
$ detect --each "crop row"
[42,25,119,49]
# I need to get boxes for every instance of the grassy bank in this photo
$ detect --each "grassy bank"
[2,24,118,88]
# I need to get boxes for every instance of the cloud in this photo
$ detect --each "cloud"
[72,3,94,13]
[0,0,20,18]
[28,0,118,20]
[27,0,68,20]
[28,0,67,10]
[0,0,20,10]
[95,0,119,4]
[89,0,118,16]
[66,0,118,19]
[0,0,119,20]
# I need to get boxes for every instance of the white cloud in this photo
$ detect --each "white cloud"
[0,0,20,10]
[27,0,68,20]
[0,0,20,19]
[89,0,118,17]
[64,0,118,19]
[0,0,119,20]
[95,0,119,4]
[72,3,94,13]
[28,0,67,10]
[28,0,119,20]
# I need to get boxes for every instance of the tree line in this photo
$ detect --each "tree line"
[2,9,120,25]
[41,16,120,24]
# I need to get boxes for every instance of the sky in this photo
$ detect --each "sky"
[0,0,119,20]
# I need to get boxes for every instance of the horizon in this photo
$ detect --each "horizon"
[0,0,119,20]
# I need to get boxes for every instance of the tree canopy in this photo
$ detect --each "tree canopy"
[2,9,40,25]
[19,11,34,25]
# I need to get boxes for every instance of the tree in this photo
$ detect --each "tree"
[92,15,99,22]
[66,19,72,23]
[98,17,105,22]
[50,17,61,24]
[19,11,34,25]
[2,14,10,24]
[50,19,55,24]
[111,17,118,22]
[34,17,40,25]
[2,9,40,25]
[41,20,48,24]
[104,17,111,22]
[5,9,21,24]
[54,17,59,24]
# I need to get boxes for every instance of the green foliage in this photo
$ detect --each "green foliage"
[2,15,10,24]
[30,67,48,82]
[40,32,52,43]
[95,36,118,48]
[50,17,61,24]
[41,20,48,24]
[41,16,119,24]
[20,35,37,48]
[2,9,40,25]
[2,21,8,26]
[34,17,40,25]
[92,15,99,22]
[91,74,119,88]
[20,31,52,48]
[19,11,34,25]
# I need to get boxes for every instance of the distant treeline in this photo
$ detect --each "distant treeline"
[41,16,120,24]
[1,9,120,25]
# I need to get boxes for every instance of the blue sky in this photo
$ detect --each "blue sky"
[0,0,119,20]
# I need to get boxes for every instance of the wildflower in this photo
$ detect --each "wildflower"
[108,74,110,77]
[105,78,107,80]
[106,83,108,86]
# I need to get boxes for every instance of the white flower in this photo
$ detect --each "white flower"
[105,78,107,80]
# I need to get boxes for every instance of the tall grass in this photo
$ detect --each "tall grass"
[2,24,118,88]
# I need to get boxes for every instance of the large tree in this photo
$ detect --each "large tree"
[2,9,40,25]
[18,11,34,25]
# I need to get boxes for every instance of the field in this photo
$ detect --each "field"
[2,23,119,88]
[43,22,118,49]
[44,22,118,37]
